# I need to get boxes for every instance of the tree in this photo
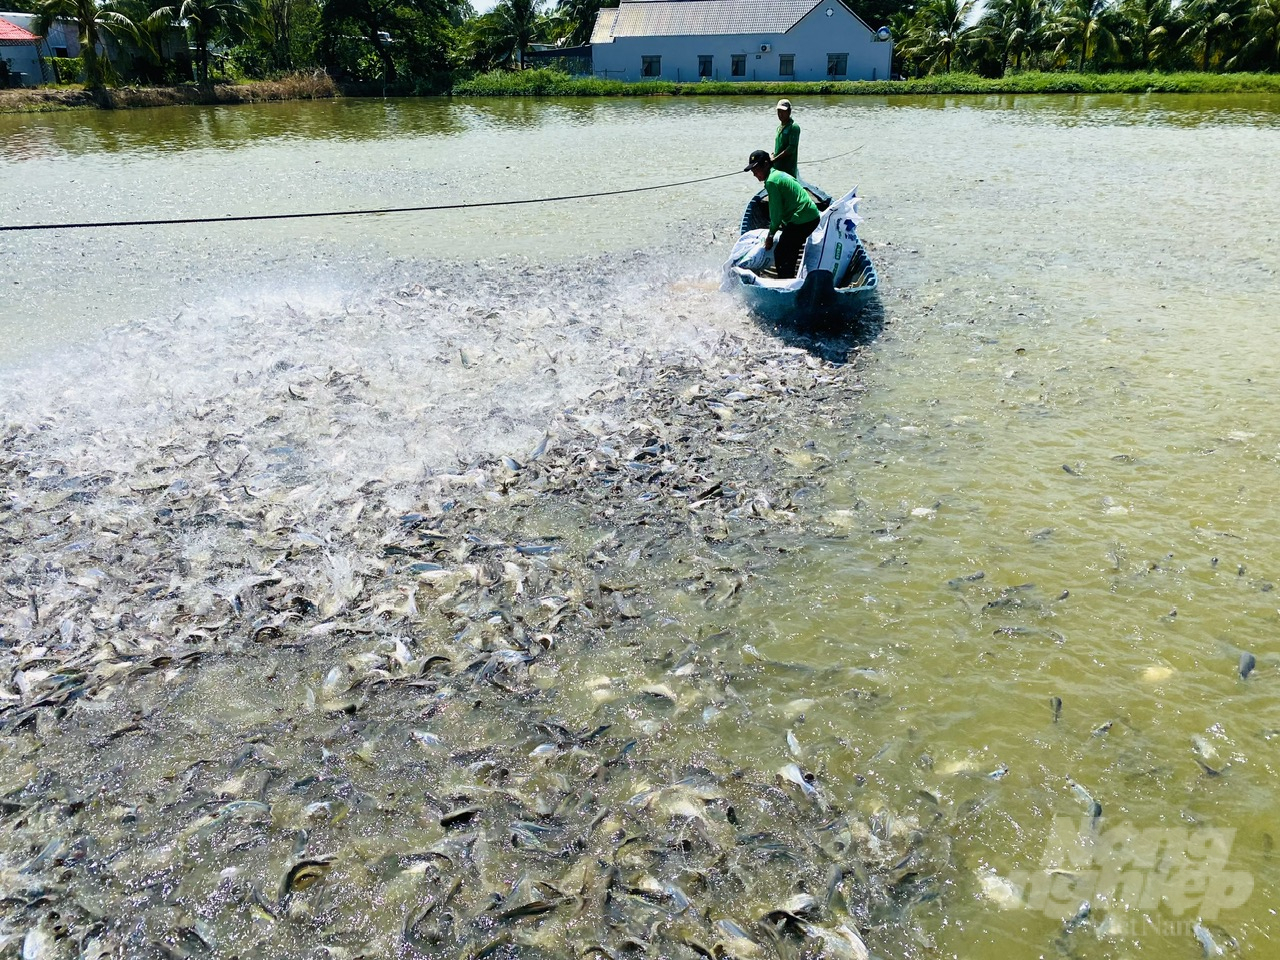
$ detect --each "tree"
[31,0,134,90]
[916,0,979,72]
[1179,0,1248,69]
[238,0,320,72]
[980,0,1049,71]
[1117,0,1174,68]
[320,0,465,90]
[150,0,247,88]
[492,0,543,67]
[1053,0,1121,70]
[1235,0,1280,70]
[548,0,611,46]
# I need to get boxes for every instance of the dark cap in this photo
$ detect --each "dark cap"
[744,149,771,172]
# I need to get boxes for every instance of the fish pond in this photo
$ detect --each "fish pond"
[1,93,1279,959]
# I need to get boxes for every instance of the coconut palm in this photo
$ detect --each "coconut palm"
[1054,0,1121,70]
[31,0,134,89]
[1117,0,1175,68]
[150,0,247,88]
[241,0,301,71]
[911,0,977,72]
[1178,0,1248,69]
[980,0,1049,70]
[492,0,544,67]
[1236,0,1280,69]
[549,0,609,46]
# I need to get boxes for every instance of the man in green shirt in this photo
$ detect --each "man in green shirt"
[745,149,820,280]
[772,98,800,179]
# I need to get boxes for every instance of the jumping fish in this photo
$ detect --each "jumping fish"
[1239,652,1257,679]
[1067,779,1102,826]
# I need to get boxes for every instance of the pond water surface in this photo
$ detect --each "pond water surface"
[2,93,1280,959]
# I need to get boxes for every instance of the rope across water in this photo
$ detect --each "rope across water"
[0,148,862,233]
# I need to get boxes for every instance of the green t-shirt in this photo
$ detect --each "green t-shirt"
[773,121,800,178]
[765,168,820,233]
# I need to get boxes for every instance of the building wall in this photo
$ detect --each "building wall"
[591,5,891,82]
[1,13,75,55]
[1,42,44,85]
[0,12,76,86]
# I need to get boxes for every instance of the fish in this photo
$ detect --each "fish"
[778,763,826,810]
[1239,652,1256,679]
[798,922,870,960]
[1193,921,1232,957]
[786,729,803,758]
[713,919,764,959]
[1050,696,1063,722]
[1067,779,1102,825]
[280,858,333,898]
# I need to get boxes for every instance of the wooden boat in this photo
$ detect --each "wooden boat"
[727,182,878,325]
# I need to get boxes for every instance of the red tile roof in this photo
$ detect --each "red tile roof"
[0,16,39,42]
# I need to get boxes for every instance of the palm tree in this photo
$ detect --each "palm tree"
[1054,0,1121,70]
[1117,0,1174,68]
[921,0,978,72]
[492,0,543,67]
[31,0,134,90]
[980,0,1049,71]
[549,0,608,46]
[241,0,299,71]
[1178,0,1248,69]
[150,0,247,88]
[1236,0,1280,69]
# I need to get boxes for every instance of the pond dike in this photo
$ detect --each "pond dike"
[0,276,948,959]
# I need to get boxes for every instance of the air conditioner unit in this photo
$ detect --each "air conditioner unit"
[759,43,771,53]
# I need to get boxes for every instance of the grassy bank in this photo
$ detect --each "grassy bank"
[0,72,339,114]
[454,68,1280,97]
[4,68,1275,113]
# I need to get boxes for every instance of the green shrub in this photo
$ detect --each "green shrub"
[454,69,1280,98]
[47,56,83,85]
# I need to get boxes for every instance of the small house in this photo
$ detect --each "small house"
[590,0,891,83]
[0,14,50,86]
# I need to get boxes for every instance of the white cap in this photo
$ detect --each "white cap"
[776,98,792,111]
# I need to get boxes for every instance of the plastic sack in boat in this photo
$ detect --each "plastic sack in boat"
[797,189,862,281]
[723,190,862,294]
[720,228,774,291]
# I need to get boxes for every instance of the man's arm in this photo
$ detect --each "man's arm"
[772,125,800,165]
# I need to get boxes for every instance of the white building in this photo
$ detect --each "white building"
[590,0,891,83]
[0,13,66,86]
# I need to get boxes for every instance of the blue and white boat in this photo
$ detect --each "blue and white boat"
[723,183,878,326]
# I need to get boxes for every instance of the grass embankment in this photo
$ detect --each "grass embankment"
[454,68,1280,97]
[0,71,339,113]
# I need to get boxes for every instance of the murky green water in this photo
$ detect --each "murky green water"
[3,94,1280,958]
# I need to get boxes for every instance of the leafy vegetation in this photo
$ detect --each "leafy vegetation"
[46,55,84,82]
[893,0,1280,75]
[11,0,1280,102]
[455,65,1280,95]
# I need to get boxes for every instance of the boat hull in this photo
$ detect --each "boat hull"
[732,182,878,327]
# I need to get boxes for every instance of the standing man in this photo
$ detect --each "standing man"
[745,150,820,280]
[772,99,800,180]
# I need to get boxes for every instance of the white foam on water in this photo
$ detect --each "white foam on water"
[2,253,750,503]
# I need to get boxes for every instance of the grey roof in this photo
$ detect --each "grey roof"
[590,7,619,44]
[592,0,827,40]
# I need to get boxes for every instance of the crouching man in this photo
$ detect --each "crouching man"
[744,149,820,280]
